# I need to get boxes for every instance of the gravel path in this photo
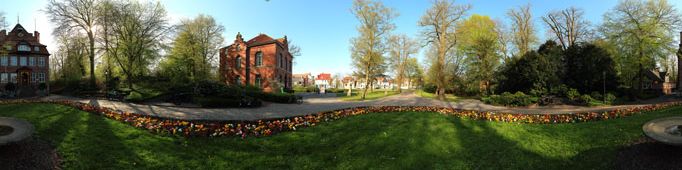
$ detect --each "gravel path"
[40,92,672,121]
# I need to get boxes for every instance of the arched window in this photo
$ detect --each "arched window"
[255,52,263,66]
[235,56,241,69]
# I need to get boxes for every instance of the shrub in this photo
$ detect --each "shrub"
[566,88,580,101]
[482,91,538,107]
[305,86,319,93]
[248,91,299,103]
[580,94,593,104]
[423,84,437,93]
[325,88,345,93]
[590,91,603,100]
[550,84,569,97]
[604,93,616,105]
[4,83,16,92]
[125,91,143,102]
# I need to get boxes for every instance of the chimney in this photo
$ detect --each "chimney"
[34,31,40,43]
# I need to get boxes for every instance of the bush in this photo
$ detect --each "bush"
[580,94,593,104]
[423,84,437,93]
[194,96,262,108]
[590,91,603,101]
[482,91,538,107]
[125,91,143,102]
[325,88,345,93]
[4,83,16,92]
[604,93,616,105]
[566,88,580,101]
[550,84,569,97]
[248,91,299,103]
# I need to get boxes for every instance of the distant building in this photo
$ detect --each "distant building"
[292,72,312,87]
[315,73,332,89]
[643,69,675,95]
[219,33,293,92]
[0,24,50,97]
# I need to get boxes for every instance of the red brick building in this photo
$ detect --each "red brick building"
[219,33,293,92]
[0,24,50,97]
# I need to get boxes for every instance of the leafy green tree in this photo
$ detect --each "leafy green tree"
[564,43,618,94]
[103,1,170,88]
[601,0,681,91]
[350,0,396,100]
[495,41,563,95]
[457,14,500,95]
[161,14,225,85]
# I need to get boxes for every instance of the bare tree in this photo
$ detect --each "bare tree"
[419,0,470,99]
[350,0,396,100]
[388,34,418,93]
[542,7,591,50]
[494,19,512,62]
[507,4,537,56]
[46,0,99,89]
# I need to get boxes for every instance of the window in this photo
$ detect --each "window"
[37,57,45,67]
[19,57,27,66]
[278,54,283,68]
[38,72,46,83]
[255,74,262,88]
[31,73,37,83]
[29,57,35,66]
[235,76,241,85]
[235,56,241,69]
[0,73,6,83]
[34,46,40,52]
[0,56,6,66]
[9,56,17,66]
[18,44,30,52]
[255,52,263,66]
[9,73,17,83]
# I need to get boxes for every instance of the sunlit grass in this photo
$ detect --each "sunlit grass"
[416,89,460,102]
[337,89,400,101]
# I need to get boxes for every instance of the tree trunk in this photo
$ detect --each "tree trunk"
[87,31,96,89]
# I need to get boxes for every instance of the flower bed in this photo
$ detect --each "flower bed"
[2,99,682,138]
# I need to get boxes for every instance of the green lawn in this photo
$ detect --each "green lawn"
[416,89,461,102]
[1,103,678,169]
[337,89,400,101]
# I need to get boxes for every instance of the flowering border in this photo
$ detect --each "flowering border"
[2,99,681,138]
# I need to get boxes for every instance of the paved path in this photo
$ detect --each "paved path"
[39,92,673,121]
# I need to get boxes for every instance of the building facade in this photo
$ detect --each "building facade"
[0,24,50,97]
[219,33,293,92]
[314,73,332,89]
[292,73,312,87]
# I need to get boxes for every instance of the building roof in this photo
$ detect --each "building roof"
[292,73,311,78]
[645,69,667,82]
[316,73,332,80]
[246,33,288,48]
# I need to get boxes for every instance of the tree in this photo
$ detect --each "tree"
[404,57,423,89]
[0,11,7,31]
[387,34,418,93]
[350,0,396,100]
[161,14,225,85]
[46,0,99,89]
[602,0,681,92]
[496,41,563,95]
[564,43,618,94]
[456,14,500,95]
[507,4,537,56]
[419,0,471,99]
[542,7,591,50]
[104,1,170,88]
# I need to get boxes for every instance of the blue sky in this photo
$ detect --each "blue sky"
[2,0,682,76]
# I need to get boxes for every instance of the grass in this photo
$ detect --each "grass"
[337,89,400,101]
[416,89,461,102]
[1,103,679,169]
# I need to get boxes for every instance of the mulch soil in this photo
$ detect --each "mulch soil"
[0,137,61,170]
[616,137,682,170]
